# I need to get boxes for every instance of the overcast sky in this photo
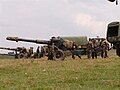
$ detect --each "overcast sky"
[0,0,120,53]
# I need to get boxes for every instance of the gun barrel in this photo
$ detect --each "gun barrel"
[6,37,51,45]
[0,47,16,51]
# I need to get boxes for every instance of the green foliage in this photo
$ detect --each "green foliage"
[0,50,120,90]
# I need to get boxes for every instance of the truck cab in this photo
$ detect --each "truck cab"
[107,21,120,56]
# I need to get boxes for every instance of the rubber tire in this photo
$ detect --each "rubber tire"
[54,50,65,60]
[18,53,25,59]
[116,48,120,57]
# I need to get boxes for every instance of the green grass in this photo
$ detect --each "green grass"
[0,50,120,90]
[0,54,14,59]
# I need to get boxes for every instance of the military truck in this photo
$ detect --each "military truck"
[107,21,120,56]
[62,36,88,55]
[6,36,87,60]
[0,47,32,59]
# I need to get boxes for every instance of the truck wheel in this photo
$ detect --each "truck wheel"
[18,53,25,59]
[116,48,120,57]
[54,50,65,60]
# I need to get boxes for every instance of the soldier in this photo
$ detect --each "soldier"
[101,39,109,58]
[28,47,33,58]
[86,38,93,59]
[91,39,99,59]
[15,51,19,59]
[71,41,81,59]
[47,45,54,60]
[36,46,40,58]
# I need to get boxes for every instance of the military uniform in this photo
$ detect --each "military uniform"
[47,45,54,60]
[86,39,93,59]
[35,46,40,58]
[91,39,98,59]
[71,42,81,59]
[28,47,33,58]
[101,40,109,58]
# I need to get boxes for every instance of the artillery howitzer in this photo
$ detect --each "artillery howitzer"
[6,36,86,60]
[0,46,31,59]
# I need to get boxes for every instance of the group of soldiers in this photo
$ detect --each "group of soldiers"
[86,38,110,59]
[68,38,110,59]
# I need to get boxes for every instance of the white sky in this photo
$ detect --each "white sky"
[0,0,120,53]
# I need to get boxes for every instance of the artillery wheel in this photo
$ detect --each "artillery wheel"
[18,53,25,59]
[54,50,65,60]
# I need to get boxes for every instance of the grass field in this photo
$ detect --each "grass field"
[0,54,14,59]
[0,50,120,90]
